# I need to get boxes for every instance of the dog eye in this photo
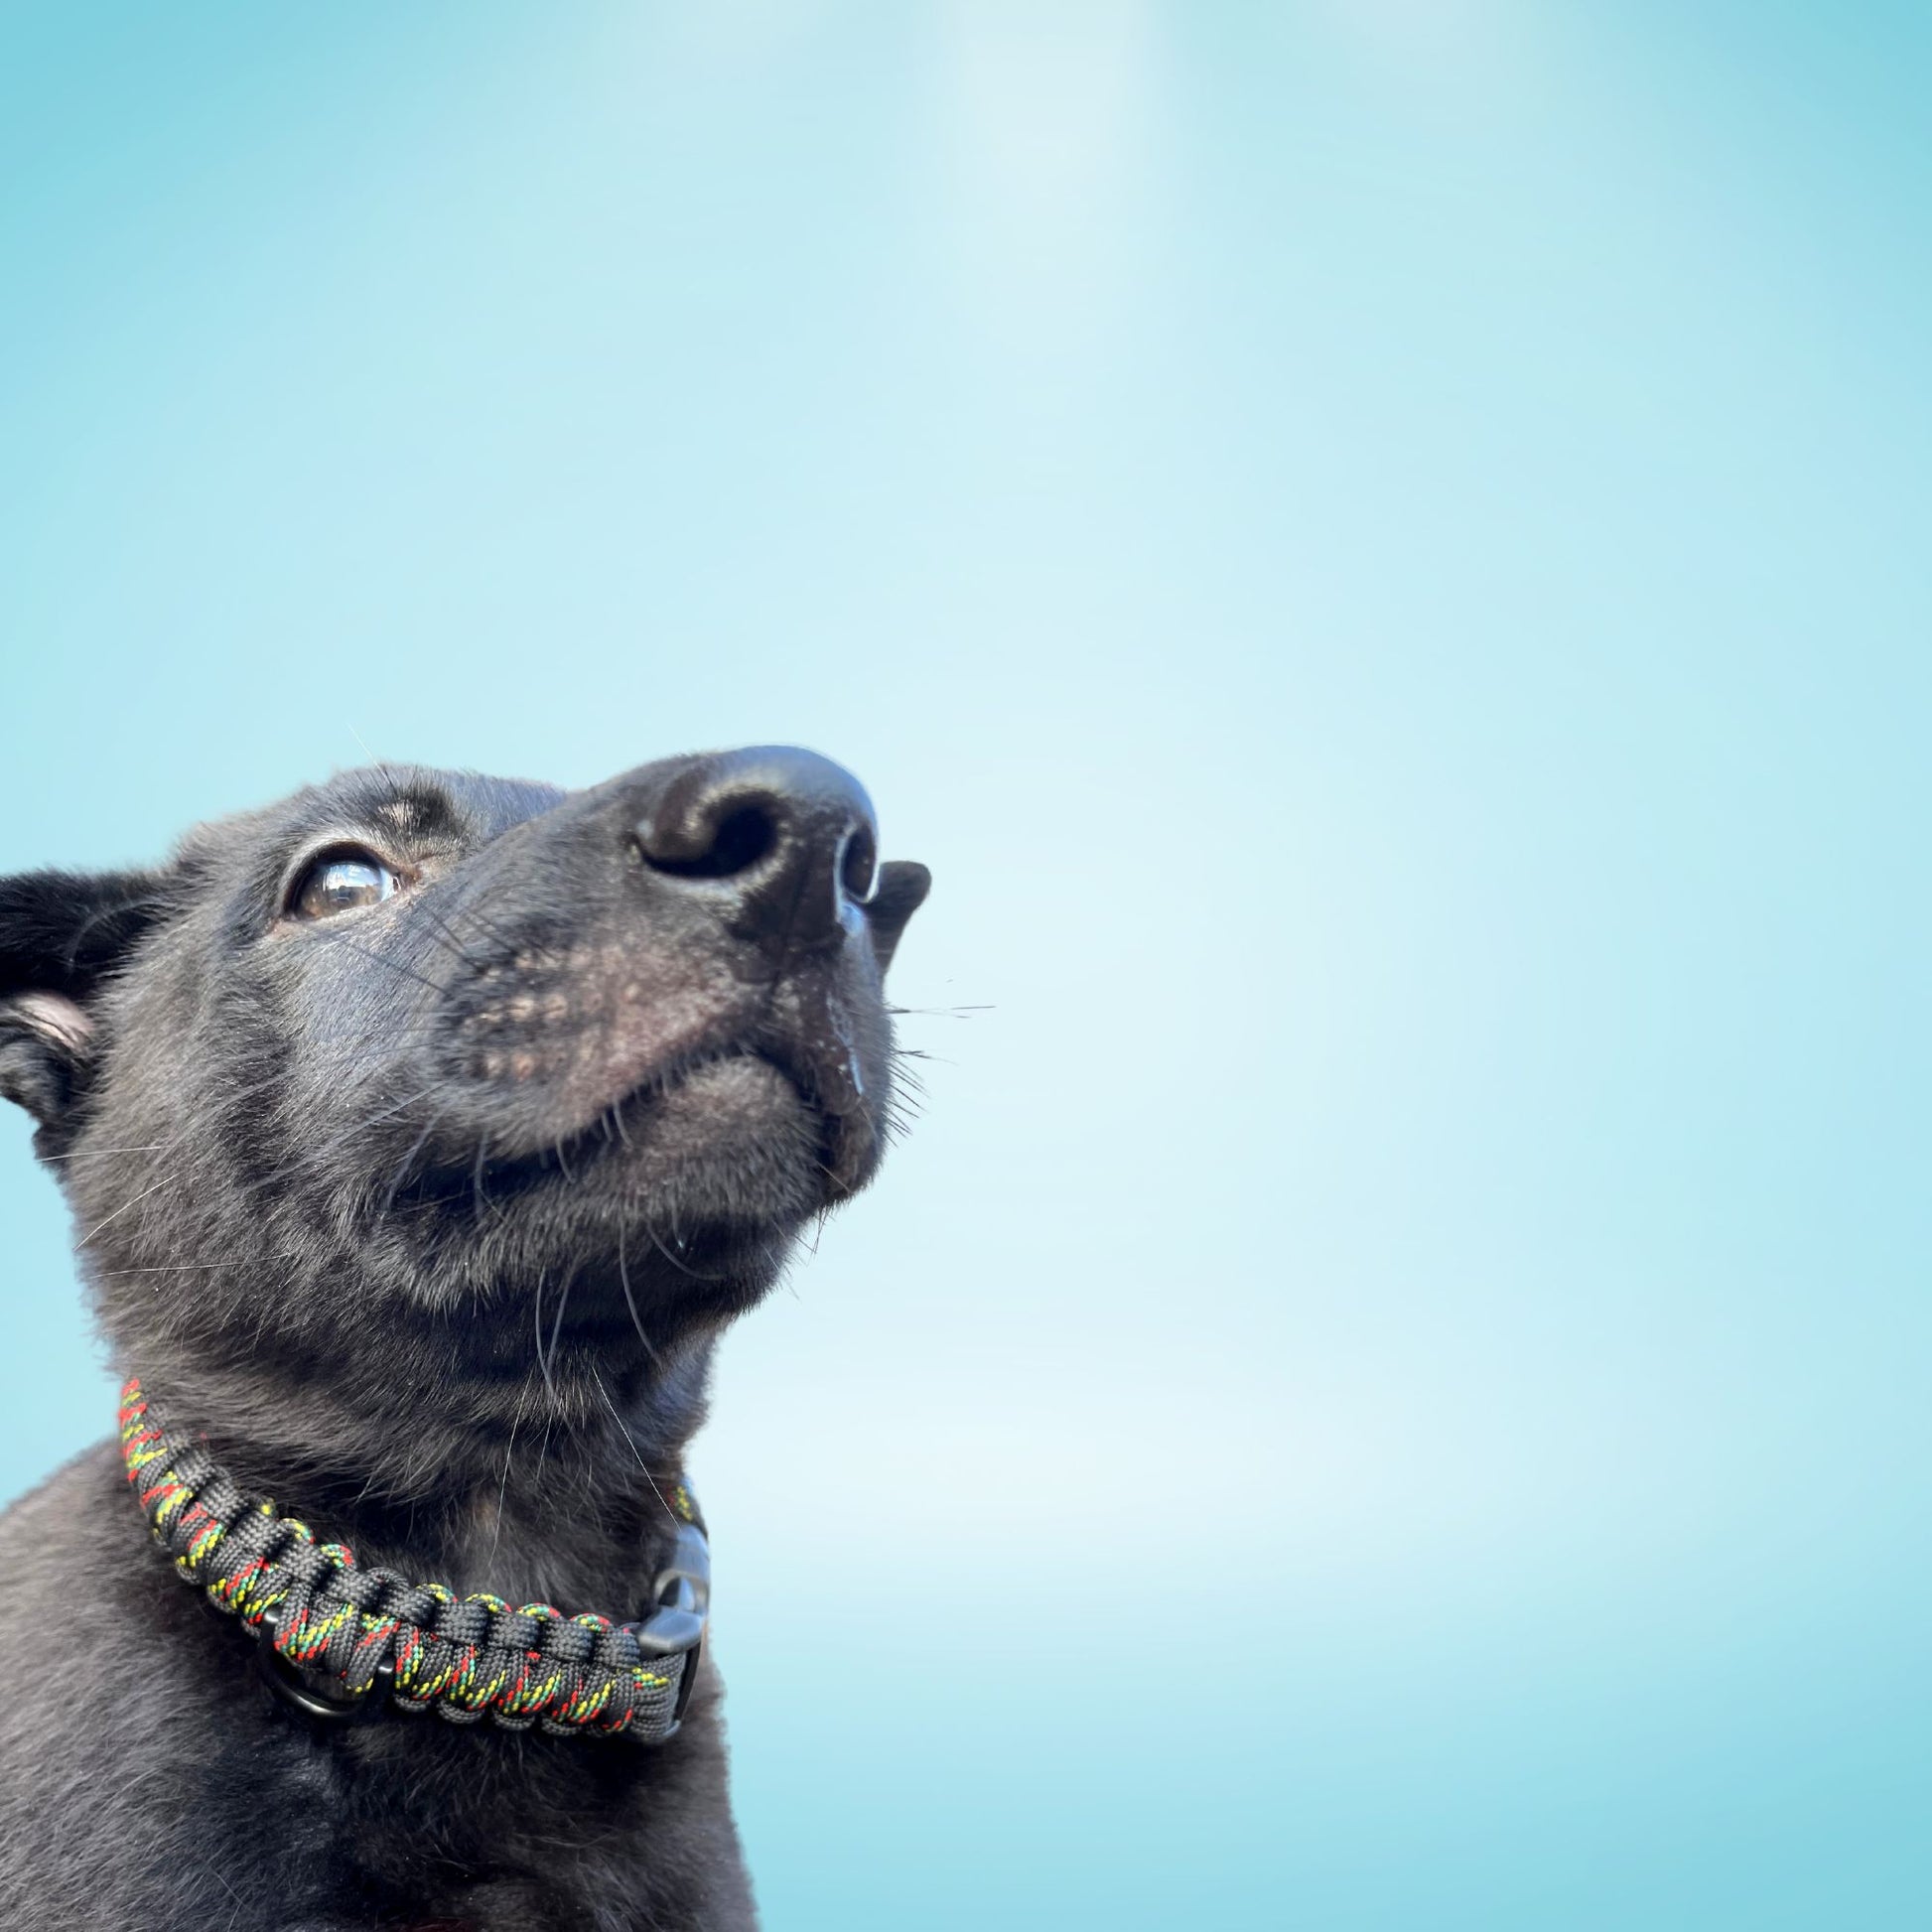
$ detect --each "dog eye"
[289,850,399,920]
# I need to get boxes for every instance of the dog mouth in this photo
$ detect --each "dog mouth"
[462,1037,872,1208]
[622,1040,839,1159]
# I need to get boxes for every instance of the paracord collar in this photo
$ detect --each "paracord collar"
[118,1378,708,1742]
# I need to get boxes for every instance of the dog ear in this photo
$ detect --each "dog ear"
[0,868,169,1136]
[865,861,930,975]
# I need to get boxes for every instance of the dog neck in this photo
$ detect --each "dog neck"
[116,1321,722,1612]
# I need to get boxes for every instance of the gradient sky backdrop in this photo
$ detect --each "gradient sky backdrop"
[1,5,1926,1926]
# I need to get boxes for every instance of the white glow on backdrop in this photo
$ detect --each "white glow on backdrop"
[934,0,1163,341]
[1314,0,1529,78]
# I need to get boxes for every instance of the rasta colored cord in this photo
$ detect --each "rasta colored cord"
[118,1377,706,1743]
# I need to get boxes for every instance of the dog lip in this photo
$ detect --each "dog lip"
[504,1039,838,1168]
[441,1021,871,1200]
[629,1039,814,1111]
[610,1038,868,1193]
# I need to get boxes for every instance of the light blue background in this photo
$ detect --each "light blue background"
[1,5,1926,1925]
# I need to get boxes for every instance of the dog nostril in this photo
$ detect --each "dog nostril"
[632,749,880,949]
[635,800,778,881]
[839,827,878,902]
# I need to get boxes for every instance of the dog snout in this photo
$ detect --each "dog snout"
[632,747,879,956]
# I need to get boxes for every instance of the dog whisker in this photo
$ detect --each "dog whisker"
[483,1369,533,1575]
[91,1251,309,1279]
[547,1268,574,1382]
[617,1222,663,1367]
[74,1169,185,1249]
[38,1142,171,1163]
[591,1364,684,1532]
[643,1217,723,1282]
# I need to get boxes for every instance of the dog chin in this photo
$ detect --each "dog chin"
[614,1054,832,1223]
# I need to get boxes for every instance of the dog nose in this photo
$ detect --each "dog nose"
[632,747,879,952]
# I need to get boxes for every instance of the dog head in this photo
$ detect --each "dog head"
[0,749,928,1470]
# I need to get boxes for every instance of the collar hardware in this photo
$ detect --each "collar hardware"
[256,1603,393,1723]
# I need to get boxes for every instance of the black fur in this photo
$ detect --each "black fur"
[0,751,929,1930]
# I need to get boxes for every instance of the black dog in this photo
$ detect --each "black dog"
[0,749,928,1930]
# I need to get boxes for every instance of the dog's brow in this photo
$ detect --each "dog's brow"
[366,793,446,837]
[331,775,464,843]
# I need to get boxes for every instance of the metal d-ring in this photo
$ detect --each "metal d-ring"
[253,1604,391,1724]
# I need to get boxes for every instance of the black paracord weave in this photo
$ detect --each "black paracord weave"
[118,1377,705,1741]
